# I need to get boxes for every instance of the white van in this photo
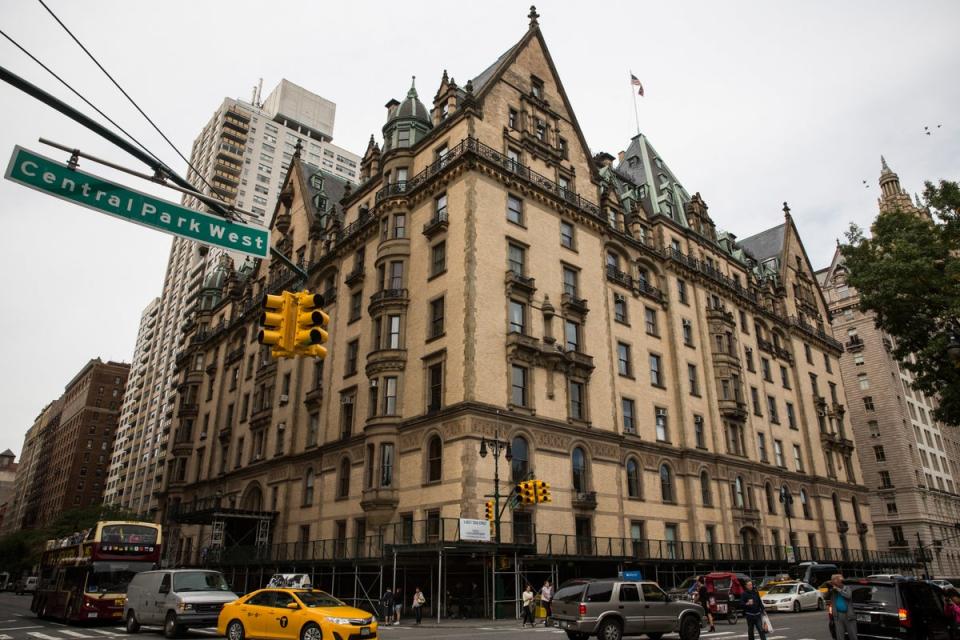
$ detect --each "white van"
[124,569,237,638]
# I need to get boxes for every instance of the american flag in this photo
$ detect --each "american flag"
[630,73,644,97]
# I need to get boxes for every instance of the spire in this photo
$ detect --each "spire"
[407,75,418,99]
[293,138,303,159]
[783,201,792,220]
[528,5,540,28]
[881,155,890,173]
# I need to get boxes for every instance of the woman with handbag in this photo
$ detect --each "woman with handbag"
[412,587,426,625]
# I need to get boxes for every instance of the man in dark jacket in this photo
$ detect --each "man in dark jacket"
[740,580,767,640]
[381,588,395,625]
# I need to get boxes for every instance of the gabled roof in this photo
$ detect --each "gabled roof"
[469,20,600,183]
[613,133,691,226]
[298,159,349,221]
[739,224,786,262]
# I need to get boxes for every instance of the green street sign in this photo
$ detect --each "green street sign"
[4,145,269,258]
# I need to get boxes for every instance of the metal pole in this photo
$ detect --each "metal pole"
[437,548,442,624]
[917,531,930,579]
[0,64,232,220]
[494,445,502,545]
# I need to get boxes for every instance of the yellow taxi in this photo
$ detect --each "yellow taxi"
[218,588,377,640]
[759,579,795,597]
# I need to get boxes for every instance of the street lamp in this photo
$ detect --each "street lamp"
[479,417,512,544]
[779,486,796,561]
[946,321,960,366]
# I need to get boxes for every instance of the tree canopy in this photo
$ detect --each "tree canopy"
[841,179,960,426]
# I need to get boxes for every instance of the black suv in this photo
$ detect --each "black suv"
[837,577,951,639]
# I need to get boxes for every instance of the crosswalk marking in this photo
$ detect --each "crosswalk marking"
[59,631,95,638]
[89,631,122,637]
[27,632,63,640]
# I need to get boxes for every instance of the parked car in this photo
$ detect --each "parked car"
[831,577,952,639]
[15,577,37,595]
[218,588,375,640]
[928,579,953,591]
[551,578,703,640]
[760,581,825,613]
[667,577,698,602]
[124,569,238,638]
[941,577,960,589]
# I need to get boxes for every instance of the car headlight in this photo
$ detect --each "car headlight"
[324,617,352,625]
[177,603,194,612]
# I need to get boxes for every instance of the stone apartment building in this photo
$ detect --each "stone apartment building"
[819,159,960,576]
[160,7,912,602]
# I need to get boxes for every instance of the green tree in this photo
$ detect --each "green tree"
[45,504,150,539]
[841,179,960,425]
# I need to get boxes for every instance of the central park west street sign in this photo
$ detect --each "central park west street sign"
[4,145,269,258]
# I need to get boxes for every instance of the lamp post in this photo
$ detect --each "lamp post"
[779,486,796,561]
[946,321,960,367]
[479,417,512,545]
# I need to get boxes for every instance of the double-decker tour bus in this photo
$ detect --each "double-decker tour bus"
[32,521,162,622]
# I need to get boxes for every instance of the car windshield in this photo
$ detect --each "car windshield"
[174,572,231,592]
[766,584,797,595]
[295,591,345,608]
[676,577,695,590]
[554,584,586,603]
[711,577,732,590]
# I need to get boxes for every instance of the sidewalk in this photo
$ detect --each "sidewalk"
[382,617,553,628]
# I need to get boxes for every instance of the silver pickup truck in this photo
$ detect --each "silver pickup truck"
[551,578,703,640]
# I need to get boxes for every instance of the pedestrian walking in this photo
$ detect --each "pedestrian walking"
[829,573,858,640]
[412,587,426,625]
[381,587,395,625]
[521,584,535,627]
[698,577,715,632]
[689,575,702,598]
[540,579,554,626]
[945,589,960,639]
[393,587,403,625]
[740,580,767,640]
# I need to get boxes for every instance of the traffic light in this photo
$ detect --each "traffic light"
[484,500,494,521]
[534,480,552,503]
[294,292,329,358]
[517,480,536,504]
[258,292,297,357]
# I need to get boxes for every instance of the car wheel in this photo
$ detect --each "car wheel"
[227,620,245,640]
[818,597,825,611]
[793,600,801,613]
[300,622,322,640]
[126,610,140,634]
[678,615,701,640]
[599,619,622,640]
[164,612,184,639]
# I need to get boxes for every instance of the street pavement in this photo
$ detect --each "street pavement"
[0,593,833,640]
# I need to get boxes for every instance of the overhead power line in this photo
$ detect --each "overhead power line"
[0,28,162,167]
[36,0,228,207]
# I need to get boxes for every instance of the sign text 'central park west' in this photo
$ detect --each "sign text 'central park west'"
[4,146,269,258]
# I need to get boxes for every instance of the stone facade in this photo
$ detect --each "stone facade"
[819,159,960,576]
[161,9,911,577]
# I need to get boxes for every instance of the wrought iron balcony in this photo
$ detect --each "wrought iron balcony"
[344,267,365,287]
[422,210,449,237]
[505,270,537,295]
[572,491,598,510]
[605,265,633,289]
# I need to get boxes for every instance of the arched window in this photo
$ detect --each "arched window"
[800,489,811,518]
[660,464,674,503]
[427,436,443,482]
[511,436,529,483]
[781,485,794,517]
[241,483,263,511]
[337,457,351,498]
[734,476,745,508]
[303,468,315,506]
[832,493,843,521]
[626,459,641,499]
[606,251,620,270]
[700,471,712,506]
[572,447,587,493]
[765,483,776,514]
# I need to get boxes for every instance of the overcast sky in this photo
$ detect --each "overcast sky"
[1,0,957,456]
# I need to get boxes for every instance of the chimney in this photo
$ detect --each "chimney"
[618,151,625,164]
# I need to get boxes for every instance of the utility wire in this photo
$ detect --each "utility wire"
[0,28,162,167]
[36,0,230,209]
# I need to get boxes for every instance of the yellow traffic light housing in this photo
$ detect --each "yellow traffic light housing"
[535,480,552,503]
[294,292,329,358]
[484,500,494,521]
[258,292,297,357]
[517,480,536,504]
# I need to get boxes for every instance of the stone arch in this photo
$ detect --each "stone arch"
[240,481,264,511]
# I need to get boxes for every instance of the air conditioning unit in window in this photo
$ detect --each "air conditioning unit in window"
[279,394,289,404]
[341,396,354,404]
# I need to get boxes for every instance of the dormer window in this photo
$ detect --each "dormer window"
[628,156,639,168]
[309,174,324,190]
[654,157,664,169]
[662,200,674,217]
[397,127,411,147]
[531,76,544,99]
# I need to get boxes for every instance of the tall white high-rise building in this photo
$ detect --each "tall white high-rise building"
[104,80,359,514]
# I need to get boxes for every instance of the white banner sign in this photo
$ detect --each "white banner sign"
[460,518,492,542]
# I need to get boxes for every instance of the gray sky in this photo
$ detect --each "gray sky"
[1,0,957,456]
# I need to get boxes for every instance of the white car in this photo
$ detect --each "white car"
[761,581,824,613]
